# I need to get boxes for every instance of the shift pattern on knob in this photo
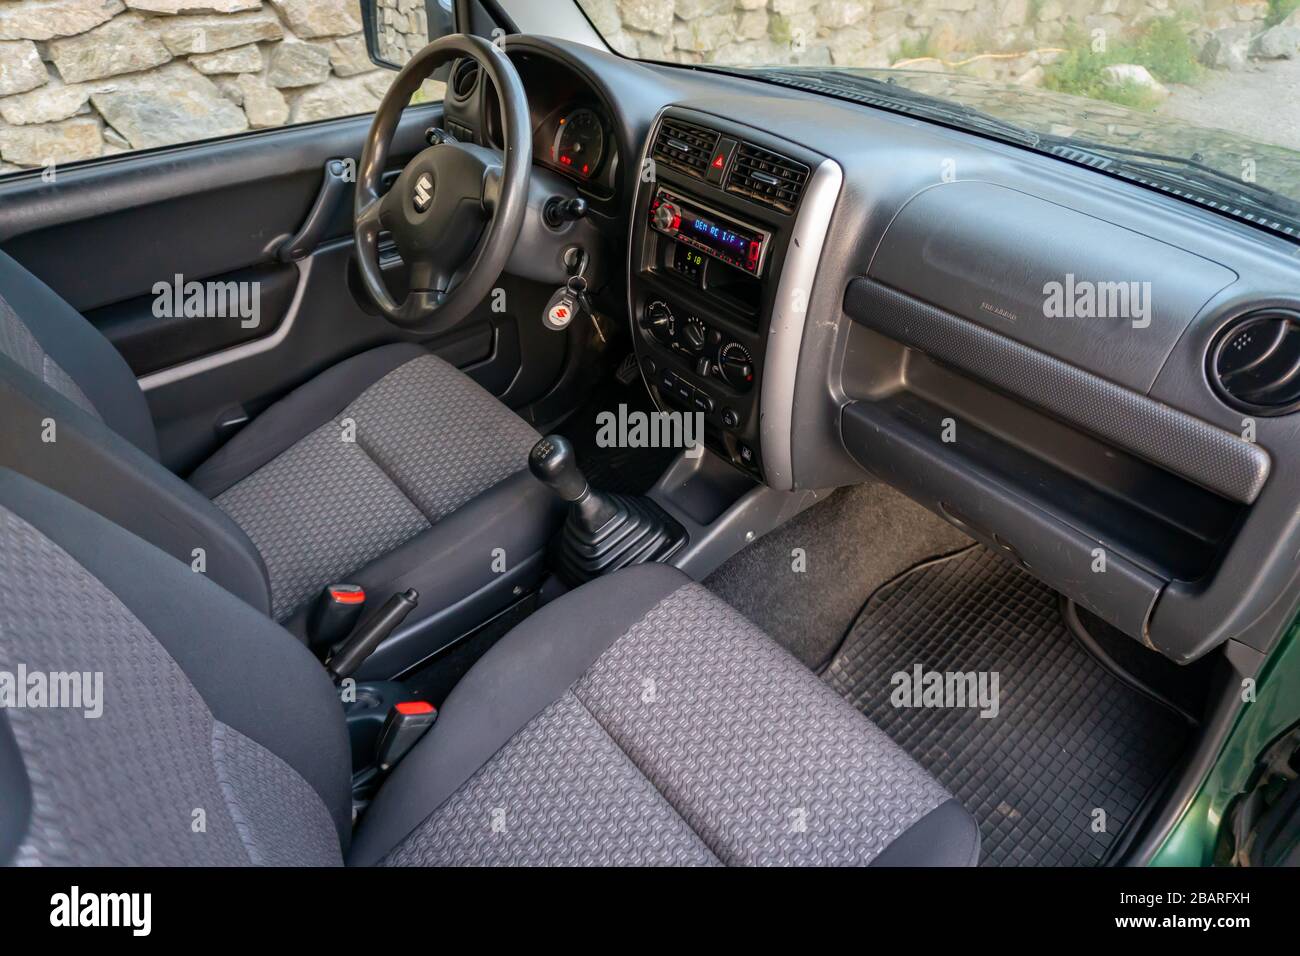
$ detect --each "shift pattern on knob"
[529,434,589,502]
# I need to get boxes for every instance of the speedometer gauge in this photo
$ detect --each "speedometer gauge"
[553,107,605,179]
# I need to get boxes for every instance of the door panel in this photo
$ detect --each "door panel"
[91,262,300,377]
[0,104,569,473]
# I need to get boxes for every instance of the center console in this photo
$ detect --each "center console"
[627,108,833,485]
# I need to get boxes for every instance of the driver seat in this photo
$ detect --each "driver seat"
[0,248,561,674]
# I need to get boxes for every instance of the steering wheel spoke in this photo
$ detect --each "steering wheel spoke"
[482,164,503,215]
[355,188,394,237]
[407,255,453,295]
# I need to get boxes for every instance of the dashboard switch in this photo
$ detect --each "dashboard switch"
[708,137,738,184]
[721,407,740,429]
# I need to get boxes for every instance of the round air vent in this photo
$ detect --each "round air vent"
[450,58,479,99]
[1210,309,1300,415]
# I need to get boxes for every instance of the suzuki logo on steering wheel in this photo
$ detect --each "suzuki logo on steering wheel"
[413,173,434,213]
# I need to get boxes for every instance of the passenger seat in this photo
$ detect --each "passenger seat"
[0,469,979,866]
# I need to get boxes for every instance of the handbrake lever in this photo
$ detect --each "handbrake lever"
[326,588,418,682]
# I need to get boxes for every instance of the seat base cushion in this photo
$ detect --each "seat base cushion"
[353,565,980,867]
[196,346,545,625]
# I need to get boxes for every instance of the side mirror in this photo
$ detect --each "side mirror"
[360,0,456,71]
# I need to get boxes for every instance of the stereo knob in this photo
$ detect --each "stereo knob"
[719,342,754,391]
[653,201,680,232]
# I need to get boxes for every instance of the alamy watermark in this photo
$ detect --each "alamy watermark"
[890,664,1000,719]
[596,404,704,459]
[153,274,260,329]
[0,664,103,718]
[1043,273,1152,329]
[50,886,150,936]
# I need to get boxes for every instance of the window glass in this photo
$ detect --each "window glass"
[0,0,451,175]
[577,0,1300,232]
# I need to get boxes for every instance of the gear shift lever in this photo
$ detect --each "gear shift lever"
[529,435,617,529]
[529,435,590,501]
[529,434,684,585]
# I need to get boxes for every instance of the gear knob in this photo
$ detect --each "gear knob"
[529,435,589,502]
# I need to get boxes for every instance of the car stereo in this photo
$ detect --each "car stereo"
[648,188,770,277]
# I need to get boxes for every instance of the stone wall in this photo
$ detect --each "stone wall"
[588,0,1281,81]
[374,0,433,65]
[0,0,437,172]
[2,0,1295,173]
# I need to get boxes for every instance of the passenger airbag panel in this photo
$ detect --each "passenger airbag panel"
[867,180,1236,393]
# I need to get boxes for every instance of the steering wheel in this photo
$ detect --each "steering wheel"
[354,34,531,332]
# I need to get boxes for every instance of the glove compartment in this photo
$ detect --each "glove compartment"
[838,181,1268,656]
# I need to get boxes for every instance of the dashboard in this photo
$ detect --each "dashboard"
[473,35,1300,671]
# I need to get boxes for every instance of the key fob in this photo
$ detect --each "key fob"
[544,286,577,331]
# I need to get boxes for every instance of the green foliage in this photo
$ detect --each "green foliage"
[896,32,938,62]
[1268,0,1300,26]
[1043,17,1202,109]
[1129,15,1202,85]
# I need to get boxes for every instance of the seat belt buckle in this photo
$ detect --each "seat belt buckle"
[376,700,437,772]
[307,583,366,651]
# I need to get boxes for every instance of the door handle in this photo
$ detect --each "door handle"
[277,159,352,262]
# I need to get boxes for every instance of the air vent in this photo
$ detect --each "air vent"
[1210,309,1300,415]
[652,118,719,179]
[450,58,479,98]
[726,142,810,214]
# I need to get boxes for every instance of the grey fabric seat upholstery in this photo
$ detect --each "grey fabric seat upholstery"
[0,469,352,866]
[187,342,554,638]
[0,469,980,867]
[358,564,981,866]
[0,249,560,675]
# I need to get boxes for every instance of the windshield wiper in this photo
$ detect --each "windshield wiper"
[714,65,1044,148]
[1044,141,1300,237]
[1049,141,1300,215]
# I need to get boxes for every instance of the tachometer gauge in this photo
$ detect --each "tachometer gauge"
[553,107,605,179]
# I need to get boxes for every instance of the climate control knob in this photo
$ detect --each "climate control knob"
[682,316,706,352]
[719,342,754,391]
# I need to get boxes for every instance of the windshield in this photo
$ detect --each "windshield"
[576,0,1300,235]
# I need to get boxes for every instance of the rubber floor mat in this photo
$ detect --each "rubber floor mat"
[825,546,1189,866]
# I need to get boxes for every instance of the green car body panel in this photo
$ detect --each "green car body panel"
[1153,619,1300,865]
